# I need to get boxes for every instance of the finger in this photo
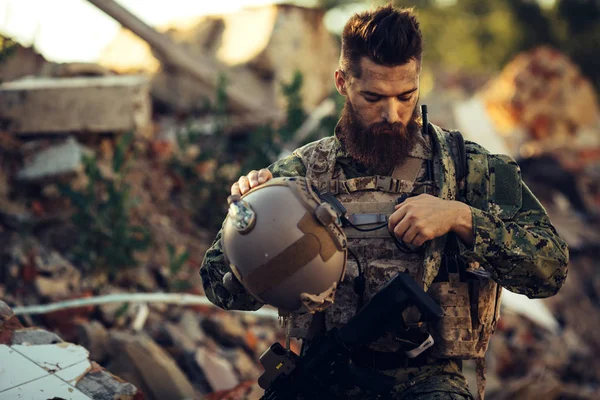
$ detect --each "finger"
[238,176,250,194]
[402,225,420,245]
[412,233,429,247]
[393,214,412,239]
[231,182,241,196]
[388,207,408,232]
[258,168,273,184]
[394,194,424,209]
[247,170,259,188]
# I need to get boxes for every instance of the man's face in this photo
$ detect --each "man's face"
[334,57,422,174]
[336,57,420,128]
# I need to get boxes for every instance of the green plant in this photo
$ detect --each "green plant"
[60,132,151,277]
[167,243,192,291]
[240,70,308,172]
[169,70,338,234]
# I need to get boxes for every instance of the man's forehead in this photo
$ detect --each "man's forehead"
[355,57,419,88]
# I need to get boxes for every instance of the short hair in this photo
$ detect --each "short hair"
[340,5,423,79]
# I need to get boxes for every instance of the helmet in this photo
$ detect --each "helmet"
[222,177,347,314]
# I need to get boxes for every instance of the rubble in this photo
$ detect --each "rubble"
[476,46,600,158]
[0,41,49,83]
[1,14,600,400]
[100,4,339,116]
[0,300,142,400]
[107,331,195,400]
[0,75,151,134]
[1,233,82,301]
[17,137,89,181]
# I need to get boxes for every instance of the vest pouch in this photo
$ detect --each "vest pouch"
[428,275,502,359]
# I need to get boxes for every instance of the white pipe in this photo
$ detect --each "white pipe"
[11,293,280,320]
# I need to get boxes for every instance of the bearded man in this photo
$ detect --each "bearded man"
[200,5,568,399]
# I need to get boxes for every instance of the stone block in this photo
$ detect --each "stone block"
[0,75,151,134]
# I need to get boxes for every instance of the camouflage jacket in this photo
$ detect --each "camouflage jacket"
[200,130,569,311]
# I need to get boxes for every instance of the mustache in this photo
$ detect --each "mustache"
[367,120,410,137]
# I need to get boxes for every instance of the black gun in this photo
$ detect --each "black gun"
[258,272,443,400]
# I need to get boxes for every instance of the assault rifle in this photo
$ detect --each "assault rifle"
[258,272,443,400]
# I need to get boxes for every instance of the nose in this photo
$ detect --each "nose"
[381,99,399,124]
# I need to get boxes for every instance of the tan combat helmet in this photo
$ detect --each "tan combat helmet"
[222,177,347,314]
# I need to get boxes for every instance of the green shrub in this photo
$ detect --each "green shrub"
[60,132,151,277]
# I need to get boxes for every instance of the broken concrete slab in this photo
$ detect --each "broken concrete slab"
[0,345,50,391]
[0,371,93,400]
[17,137,89,181]
[0,75,151,134]
[75,363,140,400]
[195,347,240,392]
[108,331,195,400]
[12,328,64,345]
[0,300,142,399]
[55,360,94,387]
[12,342,89,372]
[100,4,338,116]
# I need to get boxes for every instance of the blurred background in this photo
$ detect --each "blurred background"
[0,1,599,399]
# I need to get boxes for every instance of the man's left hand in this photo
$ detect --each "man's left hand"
[387,194,473,247]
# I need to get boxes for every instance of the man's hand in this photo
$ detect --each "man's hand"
[388,194,474,247]
[231,169,273,196]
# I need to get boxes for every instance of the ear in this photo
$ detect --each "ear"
[334,69,348,96]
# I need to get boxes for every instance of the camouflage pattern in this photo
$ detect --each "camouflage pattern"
[292,130,434,353]
[326,360,474,400]
[199,122,569,398]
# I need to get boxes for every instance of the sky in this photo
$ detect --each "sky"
[0,0,322,62]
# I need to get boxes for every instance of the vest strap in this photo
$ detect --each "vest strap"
[328,177,439,196]
[347,213,387,226]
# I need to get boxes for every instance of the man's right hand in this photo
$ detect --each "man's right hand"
[231,169,273,196]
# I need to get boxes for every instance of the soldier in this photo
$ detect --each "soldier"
[200,5,569,400]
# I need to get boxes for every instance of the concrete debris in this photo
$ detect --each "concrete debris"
[0,42,49,83]
[195,347,240,392]
[17,137,89,181]
[1,41,600,400]
[480,46,600,158]
[76,321,109,364]
[0,300,142,399]
[1,233,82,300]
[100,4,338,117]
[12,328,63,346]
[500,291,560,334]
[204,381,264,400]
[107,331,195,400]
[0,75,151,134]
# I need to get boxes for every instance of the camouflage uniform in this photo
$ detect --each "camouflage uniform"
[200,124,569,399]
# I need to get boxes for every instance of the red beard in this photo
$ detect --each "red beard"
[336,100,421,175]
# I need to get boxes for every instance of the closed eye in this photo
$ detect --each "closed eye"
[364,95,381,103]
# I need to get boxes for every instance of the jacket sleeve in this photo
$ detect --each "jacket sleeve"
[456,142,569,299]
[199,155,307,310]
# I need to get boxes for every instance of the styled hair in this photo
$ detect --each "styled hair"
[340,5,423,78]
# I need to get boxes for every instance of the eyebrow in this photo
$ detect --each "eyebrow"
[361,87,418,97]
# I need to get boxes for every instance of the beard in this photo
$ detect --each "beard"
[336,100,422,175]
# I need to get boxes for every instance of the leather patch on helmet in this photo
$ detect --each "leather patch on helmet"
[245,212,336,296]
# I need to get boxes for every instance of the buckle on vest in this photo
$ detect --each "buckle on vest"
[376,176,393,192]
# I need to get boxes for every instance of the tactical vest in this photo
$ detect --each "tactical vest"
[290,124,503,363]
